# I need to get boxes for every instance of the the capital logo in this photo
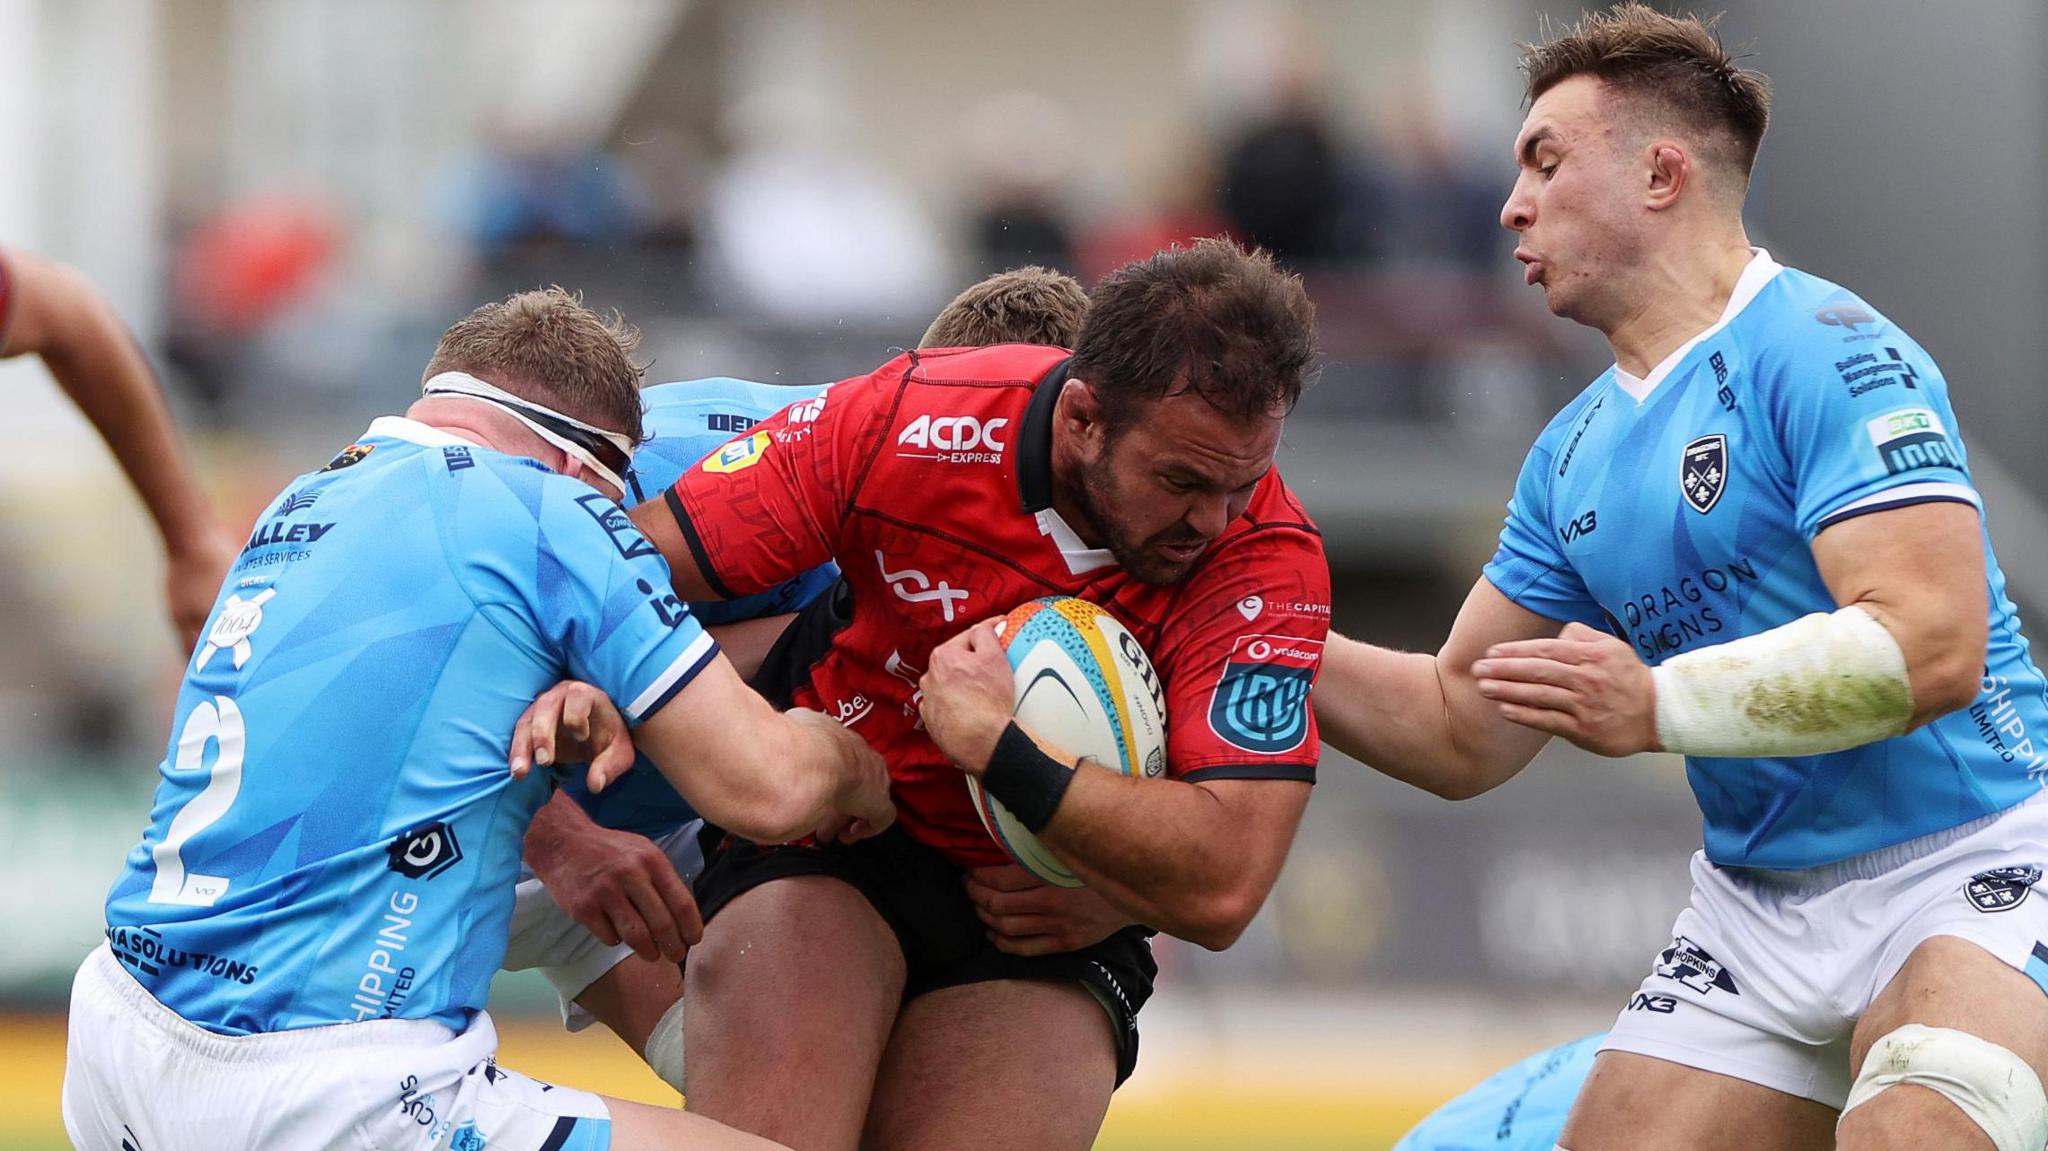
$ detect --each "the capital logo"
[1236,595,1263,621]
[897,414,1008,462]
[876,551,969,622]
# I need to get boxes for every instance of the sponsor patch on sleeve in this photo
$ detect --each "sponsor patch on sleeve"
[1865,407,1960,475]
[701,430,772,474]
[1206,634,1323,755]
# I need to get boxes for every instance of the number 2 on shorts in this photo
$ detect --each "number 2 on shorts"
[148,696,247,907]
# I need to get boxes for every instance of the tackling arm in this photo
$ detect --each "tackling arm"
[1315,577,1560,799]
[2,248,235,646]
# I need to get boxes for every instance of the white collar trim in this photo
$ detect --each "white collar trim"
[1035,508,1117,575]
[365,415,486,449]
[1613,247,1782,403]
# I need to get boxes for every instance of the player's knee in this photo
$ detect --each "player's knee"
[1840,1024,2047,1151]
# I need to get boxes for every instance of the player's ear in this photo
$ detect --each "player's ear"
[1645,142,1688,211]
[1056,376,1107,449]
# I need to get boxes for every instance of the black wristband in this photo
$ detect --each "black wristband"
[980,722,1075,834]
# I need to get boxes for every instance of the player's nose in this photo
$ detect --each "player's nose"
[1501,183,1533,233]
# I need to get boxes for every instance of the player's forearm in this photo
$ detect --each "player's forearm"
[30,269,218,551]
[1316,634,1527,799]
[522,789,601,873]
[1038,771,1301,951]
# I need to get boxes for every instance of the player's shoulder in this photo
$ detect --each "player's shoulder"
[1741,263,1922,365]
[643,376,825,425]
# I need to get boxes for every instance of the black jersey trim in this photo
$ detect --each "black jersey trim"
[665,485,738,600]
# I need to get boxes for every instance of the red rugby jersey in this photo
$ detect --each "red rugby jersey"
[666,343,1331,868]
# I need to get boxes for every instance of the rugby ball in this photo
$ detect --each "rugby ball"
[966,597,1167,887]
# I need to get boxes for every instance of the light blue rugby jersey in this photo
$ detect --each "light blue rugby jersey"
[103,417,718,1035]
[1485,250,2048,869]
[565,377,836,836]
[1391,1034,1599,1151]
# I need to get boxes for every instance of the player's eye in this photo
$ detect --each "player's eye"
[1160,474,1197,494]
[1539,160,1559,178]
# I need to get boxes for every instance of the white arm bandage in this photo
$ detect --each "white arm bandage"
[1651,605,1914,758]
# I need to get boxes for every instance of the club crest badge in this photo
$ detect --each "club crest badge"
[1681,434,1728,514]
[1965,865,2043,913]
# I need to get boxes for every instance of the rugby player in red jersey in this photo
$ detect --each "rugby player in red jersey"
[0,246,236,647]
[626,237,1329,1151]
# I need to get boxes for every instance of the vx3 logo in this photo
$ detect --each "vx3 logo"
[875,551,969,621]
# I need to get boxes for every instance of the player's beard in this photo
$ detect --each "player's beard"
[1069,452,1205,587]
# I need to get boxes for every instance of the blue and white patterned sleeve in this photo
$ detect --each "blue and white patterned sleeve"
[462,468,720,724]
[1482,433,1606,628]
[1767,305,1981,539]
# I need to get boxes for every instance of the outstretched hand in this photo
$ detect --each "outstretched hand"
[1472,621,1660,756]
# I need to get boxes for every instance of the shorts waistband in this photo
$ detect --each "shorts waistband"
[82,943,464,1063]
[1728,790,2048,893]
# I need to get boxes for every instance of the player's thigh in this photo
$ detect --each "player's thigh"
[1559,1051,1839,1151]
[1839,934,2048,1151]
[572,951,684,1055]
[606,1096,791,1151]
[861,979,1116,1151]
[682,875,905,1147]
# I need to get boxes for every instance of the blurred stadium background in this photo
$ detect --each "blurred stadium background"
[4,1,2044,1147]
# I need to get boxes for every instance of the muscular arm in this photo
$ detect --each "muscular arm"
[1033,768,1307,951]
[630,496,724,602]
[1314,578,1561,799]
[520,652,891,846]
[1811,500,1986,724]
[2,248,234,645]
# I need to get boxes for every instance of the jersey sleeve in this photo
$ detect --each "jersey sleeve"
[1767,314,1981,538]
[1155,528,1331,784]
[1480,435,1606,628]
[460,469,720,724]
[664,372,887,600]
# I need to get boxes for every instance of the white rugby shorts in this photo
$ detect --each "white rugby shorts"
[1602,792,2048,1108]
[502,819,704,1031]
[62,944,612,1151]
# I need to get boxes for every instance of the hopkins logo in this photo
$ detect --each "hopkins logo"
[1964,864,2043,913]
[702,431,771,474]
[1207,633,1323,755]
[1814,304,1876,332]
[573,492,659,560]
[195,588,277,673]
[876,551,970,622]
[386,821,463,881]
[897,414,1008,463]
[1865,407,1960,475]
[320,443,375,472]
[1680,435,1728,514]
[1654,936,1739,995]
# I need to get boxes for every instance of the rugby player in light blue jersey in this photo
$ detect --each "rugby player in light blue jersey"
[1317,7,2048,1151]
[502,266,1105,1094]
[1392,1035,1601,1151]
[62,288,891,1151]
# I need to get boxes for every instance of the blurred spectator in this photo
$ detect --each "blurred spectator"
[1382,96,1507,271]
[704,86,945,324]
[962,92,1078,276]
[1215,66,1351,266]
[441,125,651,260]
[1076,142,1231,283]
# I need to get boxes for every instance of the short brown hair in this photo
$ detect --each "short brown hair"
[1523,3,1771,177]
[1070,237,1317,434]
[918,266,1089,349]
[423,286,647,441]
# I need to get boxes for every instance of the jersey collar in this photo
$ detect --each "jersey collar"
[1613,247,1783,404]
[364,415,486,448]
[1015,356,1070,513]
